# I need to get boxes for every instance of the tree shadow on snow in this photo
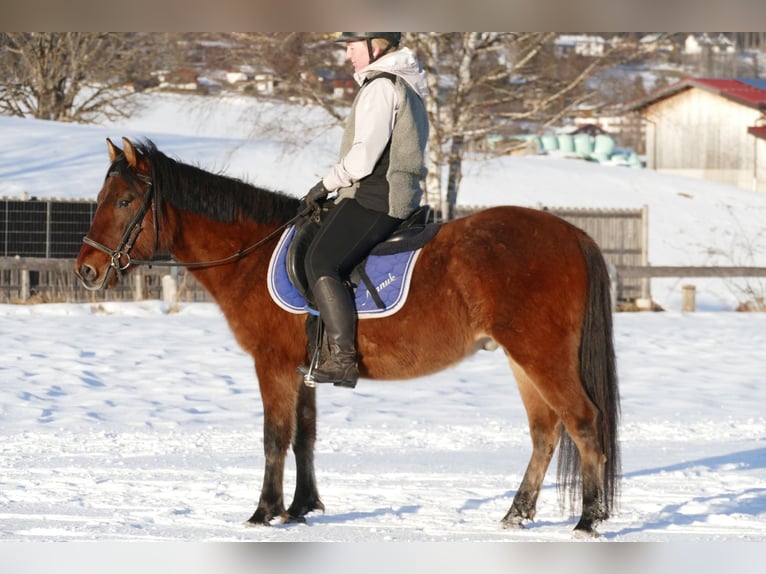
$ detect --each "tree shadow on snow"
[624,447,766,479]
[612,447,766,537]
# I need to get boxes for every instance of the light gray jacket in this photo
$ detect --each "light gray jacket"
[322,48,430,219]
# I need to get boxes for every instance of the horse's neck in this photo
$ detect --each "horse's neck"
[166,208,279,293]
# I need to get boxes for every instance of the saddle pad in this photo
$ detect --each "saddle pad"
[267,225,422,319]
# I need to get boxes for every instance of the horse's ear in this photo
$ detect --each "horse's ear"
[121,137,151,177]
[122,137,140,169]
[106,138,122,162]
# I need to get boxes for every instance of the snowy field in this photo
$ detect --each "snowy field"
[1,93,766,562]
[0,301,765,546]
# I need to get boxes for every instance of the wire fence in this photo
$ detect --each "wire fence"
[1,198,96,258]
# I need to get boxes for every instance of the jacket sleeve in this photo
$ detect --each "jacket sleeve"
[322,78,398,191]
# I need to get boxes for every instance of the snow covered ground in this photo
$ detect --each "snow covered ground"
[0,299,764,554]
[1,93,765,554]
[1,302,765,544]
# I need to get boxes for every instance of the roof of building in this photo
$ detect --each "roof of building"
[626,77,766,111]
[747,126,766,140]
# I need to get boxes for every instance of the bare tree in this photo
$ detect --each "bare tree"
[408,32,661,219]
[0,32,174,123]
[221,33,349,142]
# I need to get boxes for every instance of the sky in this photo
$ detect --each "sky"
[0,92,765,562]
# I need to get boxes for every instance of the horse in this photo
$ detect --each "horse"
[75,137,620,537]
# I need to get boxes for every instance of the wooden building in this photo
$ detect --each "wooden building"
[628,78,766,192]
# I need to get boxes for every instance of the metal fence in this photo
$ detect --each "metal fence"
[0,198,648,304]
[1,198,96,259]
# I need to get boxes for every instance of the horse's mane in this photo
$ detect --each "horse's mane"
[115,139,301,225]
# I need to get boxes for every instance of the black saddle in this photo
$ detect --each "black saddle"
[286,204,440,306]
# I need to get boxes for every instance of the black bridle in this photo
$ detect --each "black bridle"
[81,170,158,290]
[81,169,308,290]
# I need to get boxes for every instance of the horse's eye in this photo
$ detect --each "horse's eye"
[117,198,132,208]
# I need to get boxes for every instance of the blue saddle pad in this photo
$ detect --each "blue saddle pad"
[267,226,422,318]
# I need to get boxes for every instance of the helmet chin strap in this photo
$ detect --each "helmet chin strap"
[366,38,396,63]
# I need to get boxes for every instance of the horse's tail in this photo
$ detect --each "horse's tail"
[557,234,621,515]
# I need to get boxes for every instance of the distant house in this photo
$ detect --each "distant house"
[225,65,275,95]
[683,33,736,56]
[308,69,356,99]
[639,33,676,54]
[156,68,199,91]
[627,77,766,192]
[554,35,606,57]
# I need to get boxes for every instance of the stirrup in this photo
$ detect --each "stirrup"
[300,319,325,388]
[301,360,358,389]
[302,370,357,389]
[299,320,357,388]
[307,362,358,388]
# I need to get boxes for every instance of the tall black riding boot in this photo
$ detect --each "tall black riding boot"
[309,276,359,388]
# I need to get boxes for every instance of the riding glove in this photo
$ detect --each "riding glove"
[306,180,330,209]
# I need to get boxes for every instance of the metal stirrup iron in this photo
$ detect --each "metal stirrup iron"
[302,319,325,388]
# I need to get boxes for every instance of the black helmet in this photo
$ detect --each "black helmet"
[335,32,402,48]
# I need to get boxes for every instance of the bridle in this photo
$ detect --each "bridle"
[81,170,158,290]
[81,168,308,290]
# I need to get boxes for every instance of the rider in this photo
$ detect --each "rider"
[301,32,429,388]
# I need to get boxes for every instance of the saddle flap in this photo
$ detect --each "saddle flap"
[285,215,321,304]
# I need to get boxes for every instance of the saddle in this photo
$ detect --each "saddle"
[285,204,439,312]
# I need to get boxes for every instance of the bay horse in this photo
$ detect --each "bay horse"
[75,137,620,537]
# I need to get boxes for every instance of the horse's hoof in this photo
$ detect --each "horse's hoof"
[572,526,600,539]
[499,517,525,530]
[245,509,276,527]
[282,515,307,524]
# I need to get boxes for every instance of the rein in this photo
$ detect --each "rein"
[128,214,304,269]
[82,170,308,279]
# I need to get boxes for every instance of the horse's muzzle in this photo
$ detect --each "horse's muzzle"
[75,260,115,291]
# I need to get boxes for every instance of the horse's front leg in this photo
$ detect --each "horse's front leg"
[286,378,324,521]
[247,416,289,525]
[247,369,296,525]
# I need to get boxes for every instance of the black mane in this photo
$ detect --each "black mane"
[114,139,301,225]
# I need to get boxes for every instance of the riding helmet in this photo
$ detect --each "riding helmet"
[335,32,402,47]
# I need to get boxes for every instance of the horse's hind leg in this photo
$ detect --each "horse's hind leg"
[566,415,608,537]
[518,365,607,537]
[501,363,562,529]
[286,378,325,521]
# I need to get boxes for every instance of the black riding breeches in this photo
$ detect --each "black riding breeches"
[304,198,403,288]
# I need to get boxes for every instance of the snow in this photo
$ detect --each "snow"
[1,302,765,545]
[1,92,765,550]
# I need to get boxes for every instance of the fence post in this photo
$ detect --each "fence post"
[162,274,178,307]
[681,284,696,312]
[20,267,30,302]
[607,263,618,311]
[640,204,650,300]
[133,271,144,301]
